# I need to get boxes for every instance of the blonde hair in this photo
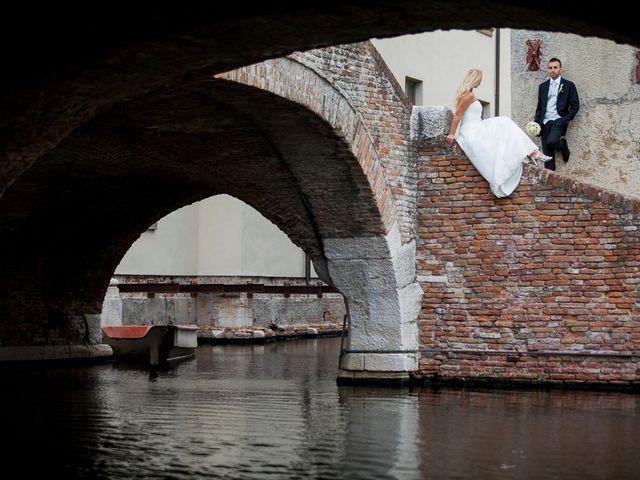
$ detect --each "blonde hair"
[454,69,482,107]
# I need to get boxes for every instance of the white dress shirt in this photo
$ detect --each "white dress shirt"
[543,76,562,124]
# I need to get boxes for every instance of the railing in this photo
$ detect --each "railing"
[117,283,340,298]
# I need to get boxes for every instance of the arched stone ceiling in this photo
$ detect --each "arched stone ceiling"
[0,72,390,332]
[0,1,635,344]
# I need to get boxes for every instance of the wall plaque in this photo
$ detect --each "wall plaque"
[526,39,542,71]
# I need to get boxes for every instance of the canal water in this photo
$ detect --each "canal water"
[2,337,639,479]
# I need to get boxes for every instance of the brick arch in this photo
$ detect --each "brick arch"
[219,56,422,380]
[2,2,638,374]
[0,53,419,367]
[216,55,400,239]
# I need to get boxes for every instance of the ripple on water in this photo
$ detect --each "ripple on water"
[2,337,640,479]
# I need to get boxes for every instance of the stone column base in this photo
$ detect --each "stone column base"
[0,344,113,363]
[340,352,418,371]
[337,369,412,386]
[337,352,418,386]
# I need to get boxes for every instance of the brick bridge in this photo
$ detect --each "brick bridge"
[1,4,639,386]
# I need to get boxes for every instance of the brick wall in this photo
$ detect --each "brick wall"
[216,54,395,242]
[416,142,640,387]
[294,42,417,242]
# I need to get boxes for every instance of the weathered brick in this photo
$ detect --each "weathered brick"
[415,142,640,386]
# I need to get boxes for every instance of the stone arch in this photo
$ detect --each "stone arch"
[2,3,638,377]
[218,56,422,379]
[0,48,422,379]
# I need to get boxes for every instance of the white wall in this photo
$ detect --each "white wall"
[372,29,511,116]
[499,30,512,117]
[116,204,198,275]
[196,195,307,276]
[116,195,309,277]
[195,195,242,275]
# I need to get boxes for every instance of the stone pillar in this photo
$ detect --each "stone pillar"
[100,277,123,327]
[328,223,422,385]
[0,280,115,363]
[328,106,454,385]
[0,311,110,362]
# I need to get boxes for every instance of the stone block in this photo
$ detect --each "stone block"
[364,353,419,371]
[393,239,417,288]
[100,284,122,327]
[410,106,452,142]
[341,353,365,370]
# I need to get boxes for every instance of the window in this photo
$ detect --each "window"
[479,100,491,119]
[404,77,423,105]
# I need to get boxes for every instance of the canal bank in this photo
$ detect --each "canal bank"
[197,323,345,344]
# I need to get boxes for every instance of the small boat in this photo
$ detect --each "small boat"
[102,324,198,366]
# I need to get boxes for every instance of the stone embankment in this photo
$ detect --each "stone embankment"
[198,323,345,344]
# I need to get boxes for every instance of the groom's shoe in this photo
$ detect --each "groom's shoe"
[560,138,570,163]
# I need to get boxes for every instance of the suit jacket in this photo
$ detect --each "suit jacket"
[534,78,580,129]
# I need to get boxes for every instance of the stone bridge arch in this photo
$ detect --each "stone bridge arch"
[0,44,422,381]
[2,2,639,382]
[216,53,423,380]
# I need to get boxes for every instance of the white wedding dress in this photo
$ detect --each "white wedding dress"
[456,100,538,198]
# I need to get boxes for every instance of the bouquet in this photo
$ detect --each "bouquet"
[526,121,541,137]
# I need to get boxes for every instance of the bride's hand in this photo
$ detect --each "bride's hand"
[445,134,456,146]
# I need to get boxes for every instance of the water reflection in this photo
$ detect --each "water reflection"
[415,388,640,479]
[1,338,639,479]
[338,387,421,479]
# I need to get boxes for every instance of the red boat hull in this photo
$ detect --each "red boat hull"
[102,325,198,365]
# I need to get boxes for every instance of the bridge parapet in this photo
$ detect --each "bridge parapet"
[411,106,640,388]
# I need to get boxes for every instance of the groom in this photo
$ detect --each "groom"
[534,57,580,171]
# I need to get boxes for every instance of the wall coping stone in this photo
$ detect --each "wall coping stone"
[410,106,453,142]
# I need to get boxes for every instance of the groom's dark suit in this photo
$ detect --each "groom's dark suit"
[534,78,579,171]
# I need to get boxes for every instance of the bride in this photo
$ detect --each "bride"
[445,69,551,198]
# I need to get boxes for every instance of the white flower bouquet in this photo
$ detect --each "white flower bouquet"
[526,121,541,137]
